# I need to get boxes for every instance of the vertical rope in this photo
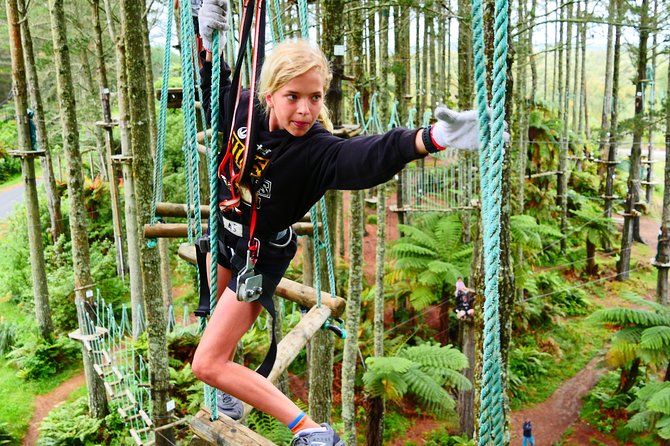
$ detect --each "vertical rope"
[472,0,508,443]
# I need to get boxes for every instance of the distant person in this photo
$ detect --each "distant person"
[522,418,535,446]
[454,277,474,320]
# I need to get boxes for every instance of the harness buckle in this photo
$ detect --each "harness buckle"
[237,250,263,302]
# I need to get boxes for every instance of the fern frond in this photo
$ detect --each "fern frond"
[403,366,455,417]
[626,410,655,432]
[363,357,413,400]
[399,344,469,371]
[409,286,438,311]
[590,308,666,327]
[391,243,437,260]
[640,326,670,352]
[396,225,441,253]
[657,416,670,439]
[647,386,670,415]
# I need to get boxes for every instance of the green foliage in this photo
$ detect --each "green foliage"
[0,116,22,183]
[589,292,670,369]
[0,322,17,357]
[0,421,14,446]
[388,213,471,311]
[626,381,670,440]
[168,363,201,415]
[508,345,552,399]
[383,411,412,443]
[423,426,474,446]
[7,335,80,380]
[363,341,470,418]
[37,397,133,446]
[521,270,590,319]
[247,410,293,445]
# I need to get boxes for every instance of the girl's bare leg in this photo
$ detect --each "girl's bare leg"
[192,281,319,429]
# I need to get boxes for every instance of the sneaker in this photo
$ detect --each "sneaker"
[290,423,345,446]
[216,390,244,420]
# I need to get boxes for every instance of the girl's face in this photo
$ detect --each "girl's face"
[266,68,324,137]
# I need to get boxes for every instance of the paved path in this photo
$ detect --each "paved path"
[0,182,26,221]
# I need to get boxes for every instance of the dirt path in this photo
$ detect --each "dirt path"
[22,372,86,446]
[509,353,609,445]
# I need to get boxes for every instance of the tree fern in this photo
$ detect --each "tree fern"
[640,326,670,352]
[626,410,655,432]
[626,381,670,440]
[363,343,470,418]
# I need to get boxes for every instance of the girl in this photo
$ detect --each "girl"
[192,1,485,444]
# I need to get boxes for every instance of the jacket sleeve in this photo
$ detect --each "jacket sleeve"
[199,55,232,126]
[307,127,426,191]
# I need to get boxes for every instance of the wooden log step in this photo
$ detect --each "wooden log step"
[191,408,278,446]
[145,222,314,238]
[104,382,116,398]
[177,244,346,317]
[118,405,137,419]
[139,409,153,426]
[129,427,154,446]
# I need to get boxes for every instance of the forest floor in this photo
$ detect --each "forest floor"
[22,204,663,445]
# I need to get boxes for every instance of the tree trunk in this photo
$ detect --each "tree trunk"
[91,0,127,280]
[48,0,108,418]
[366,183,387,445]
[103,0,144,331]
[571,0,580,133]
[603,0,623,225]
[458,320,476,437]
[579,0,589,139]
[586,239,597,276]
[655,46,670,305]
[616,358,641,394]
[120,0,173,442]
[309,191,337,424]
[342,190,363,445]
[7,0,54,342]
[17,0,63,244]
[558,0,573,253]
[457,0,473,110]
[322,0,345,126]
[598,0,616,160]
[618,0,649,280]
[79,47,108,181]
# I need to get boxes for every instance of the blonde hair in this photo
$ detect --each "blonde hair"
[258,39,334,132]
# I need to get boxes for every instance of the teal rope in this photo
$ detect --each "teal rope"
[272,0,284,41]
[387,100,400,129]
[147,1,175,249]
[179,0,203,243]
[405,108,416,129]
[472,0,507,442]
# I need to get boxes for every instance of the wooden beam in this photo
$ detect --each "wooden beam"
[145,222,314,238]
[177,244,346,317]
[155,202,210,218]
[190,408,278,446]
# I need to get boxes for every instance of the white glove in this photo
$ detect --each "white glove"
[198,0,229,52]
[431,106,510,152]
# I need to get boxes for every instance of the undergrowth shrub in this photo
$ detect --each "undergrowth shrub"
[247,410,294,445]
[0,421,14,446]
[0,321,18,356]
[383,411,412,443]
[423,426,475,446]
[508,345,552,400]
[7,335,80,380]
[37,397,132,446]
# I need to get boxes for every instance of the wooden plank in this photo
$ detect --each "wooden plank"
[190,408,278,446]
[178,243,346,316]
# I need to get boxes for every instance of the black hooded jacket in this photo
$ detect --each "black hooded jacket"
[201,59,425,238]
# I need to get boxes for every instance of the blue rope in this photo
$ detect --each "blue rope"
[472,0,508,442]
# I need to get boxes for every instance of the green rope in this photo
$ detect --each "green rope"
[472,0,508,442]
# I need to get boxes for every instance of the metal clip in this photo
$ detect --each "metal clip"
[236,250,263,302]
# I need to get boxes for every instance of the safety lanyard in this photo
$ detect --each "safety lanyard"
[217,0,266,261]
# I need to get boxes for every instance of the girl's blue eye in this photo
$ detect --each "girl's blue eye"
[287,94,296,100]
[312,95,322,102]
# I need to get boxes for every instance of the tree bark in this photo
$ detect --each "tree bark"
[618,0,649,280]
[103,0,144,330]
[457,0,473,110]
[91,0,127,280]
[321,0,345,126]
[120,0,173,442]
[586,239,597,275]
[655,45,670,305]
[598,0,616,160]
[558,0,573,253]
[7,0,54,342]
[342,190,363,445]
[17,0,63,244]
[366,182,387,445]
[48,0,108,418]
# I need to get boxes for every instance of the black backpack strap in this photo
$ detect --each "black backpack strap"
[255,293,277,378]
[194,236,212,318]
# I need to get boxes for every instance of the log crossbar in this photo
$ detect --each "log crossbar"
[177,244,346,317]
[190,408,278,446]
[145,222,314,238]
